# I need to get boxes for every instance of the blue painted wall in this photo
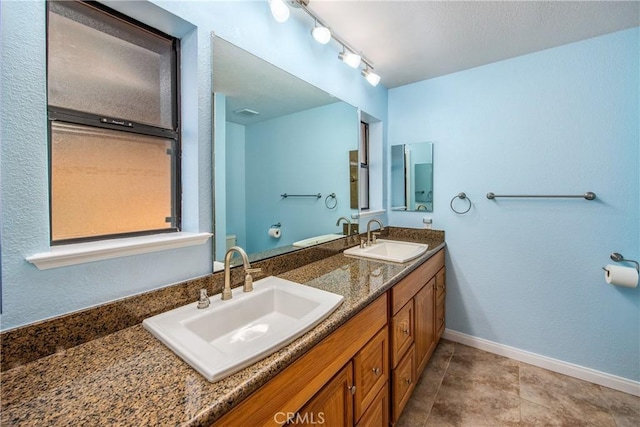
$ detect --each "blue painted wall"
[244,102,358,253]
[0,0,386,329]
[2,0,635,387]
[388,28,639,381]
[225,121,247,250]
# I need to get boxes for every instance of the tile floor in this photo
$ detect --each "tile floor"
[397,340,640,427]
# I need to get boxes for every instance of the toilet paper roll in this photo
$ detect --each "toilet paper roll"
[268,227,281,239]
[604,264,638,288]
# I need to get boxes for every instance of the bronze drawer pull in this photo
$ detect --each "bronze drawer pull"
[372,367,381,375]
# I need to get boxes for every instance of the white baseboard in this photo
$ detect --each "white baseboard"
[442,329,640,397]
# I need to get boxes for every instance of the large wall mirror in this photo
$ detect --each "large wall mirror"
[391,142,434,212]
[212,35,359,263]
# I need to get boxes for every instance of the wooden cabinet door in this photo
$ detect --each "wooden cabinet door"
[356,383,389,427]
[288,362,354,426]
[414,278,436,376]
[391,345,415,423]
[353,327,388,422]
[435,267,446,341]
[391,301,413,368]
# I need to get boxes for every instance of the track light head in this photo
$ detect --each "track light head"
[311,24,331,44]
[269,0,290,23]
[338,50,361,68]
[362,68,381,87]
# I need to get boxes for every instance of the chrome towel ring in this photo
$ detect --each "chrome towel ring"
[450,192,472,214]
[325,193,337,209]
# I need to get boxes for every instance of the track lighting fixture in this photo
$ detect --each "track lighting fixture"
[269,0,290,23]
[311,22,331,44]
[338,49,361,69]
[267,0,381,86]
[361,67,381,87]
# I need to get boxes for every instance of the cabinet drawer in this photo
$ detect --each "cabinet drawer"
[356,382,389,427]
[354,326,388,422]
[436,267,446,299]
[391,249,444,315]
[391,345,415,423]
[391,301,413,368]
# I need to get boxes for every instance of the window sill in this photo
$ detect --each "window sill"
[353,209,386,219]
[26,232,212,270]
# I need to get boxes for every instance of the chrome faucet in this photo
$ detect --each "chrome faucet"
[366,219,384,246]
[336,216,353,235]
[222,246,262,300]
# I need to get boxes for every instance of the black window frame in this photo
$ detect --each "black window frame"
[46,0,182,245]
[360,121,370,210]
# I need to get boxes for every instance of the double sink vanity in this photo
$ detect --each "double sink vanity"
[1,227,445,426]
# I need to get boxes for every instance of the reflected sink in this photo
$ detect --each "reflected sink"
[343,239,429,263]
[293,233,344,248]
[143,276,344,382]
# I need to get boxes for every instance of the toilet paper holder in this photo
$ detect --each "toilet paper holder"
[603,253,639,273]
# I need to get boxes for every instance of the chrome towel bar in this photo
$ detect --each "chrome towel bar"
[486,192,596,200]
[281,193,322,199]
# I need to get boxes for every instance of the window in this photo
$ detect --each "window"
[47,0,180,244]
[359,121,370,210]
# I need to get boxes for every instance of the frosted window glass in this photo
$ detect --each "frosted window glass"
[48,1,174,129]
[51,122,174,241]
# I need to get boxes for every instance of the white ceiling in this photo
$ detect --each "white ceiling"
[213,37,337,125]
[214,1,639,124]
[306,0,640,88]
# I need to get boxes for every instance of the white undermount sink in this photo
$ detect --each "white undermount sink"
[143,276,344,382]
[343,239,429,263]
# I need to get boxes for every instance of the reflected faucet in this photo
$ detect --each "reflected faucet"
[222,246,261,300]
[366,219,385,246]
[336,216,353,236]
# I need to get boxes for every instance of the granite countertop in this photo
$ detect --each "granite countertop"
[1,240,445,426]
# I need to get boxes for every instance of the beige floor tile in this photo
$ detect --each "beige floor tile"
[397,339,454,426]
[426,386,521,427]
[425,350,521,427]
[519,364,616,427]
[520,399,594,426]
[599,385,640,427]
[445,345,520,397]
[401,341,637,427]
[396,398,429,427]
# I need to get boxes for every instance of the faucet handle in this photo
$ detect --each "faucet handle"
[197,289,210,309]
[244,268,262,292]
[372,232,381,245]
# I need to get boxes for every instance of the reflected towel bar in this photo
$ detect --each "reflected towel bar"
[281,193,322,199]
[486,192,596,200]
